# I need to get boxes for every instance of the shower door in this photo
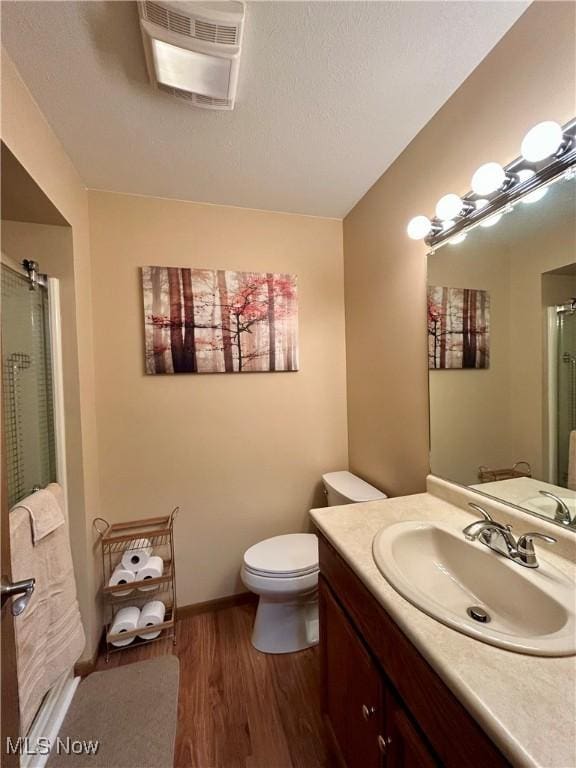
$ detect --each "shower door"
[558,308,576,487]
[2,256,73,752]
[1,256,62,750]
[1,260,56,506]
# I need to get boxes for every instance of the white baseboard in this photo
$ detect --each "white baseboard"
[22,673,80,768]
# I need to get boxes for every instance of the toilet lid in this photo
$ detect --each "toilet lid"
[243,533,319,577]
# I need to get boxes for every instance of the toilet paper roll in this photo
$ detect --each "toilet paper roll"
[137,556,164,592]
[110,605,140,647]
[121,538,152,572]
[137,600,166,640]
[108,566,136,597]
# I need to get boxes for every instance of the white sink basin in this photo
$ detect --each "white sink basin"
[373,521,576,656]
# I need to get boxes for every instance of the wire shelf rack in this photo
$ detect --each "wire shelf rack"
[477,461,532,483]
[93,507,179,660]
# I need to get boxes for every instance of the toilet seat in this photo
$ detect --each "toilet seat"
[244,564,318,579]
[243,533,318,579]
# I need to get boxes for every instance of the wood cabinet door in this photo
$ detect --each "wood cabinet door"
[320,577,384,768]
[386,696,438,768]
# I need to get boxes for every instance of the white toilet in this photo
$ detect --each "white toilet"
[241,471,386,654]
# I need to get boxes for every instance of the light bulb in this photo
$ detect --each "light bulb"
[475,198,489,211]
[407,215,432,240]
[449,232,467,245]
[517,169,536,183]
[480,213,502,228]
[521,121,563,162]
[516,168,548,204]
[471,162,506,196]
[521,187,548,204]
[442,220,456,232]
[435,194,465,221]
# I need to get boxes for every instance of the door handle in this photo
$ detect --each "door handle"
[1,576,35,616]
[362,704,377,720]
[377,734,392,754]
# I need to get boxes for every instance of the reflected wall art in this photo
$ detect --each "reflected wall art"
[427,286,490,370]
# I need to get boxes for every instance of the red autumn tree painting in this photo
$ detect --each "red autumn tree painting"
[428,286,490,370]
[141,267,299,374]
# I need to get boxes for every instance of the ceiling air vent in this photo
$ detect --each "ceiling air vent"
[143,2,192,36]
[194,19,238,46]
[138,1,245,111]
[158,83,231,109]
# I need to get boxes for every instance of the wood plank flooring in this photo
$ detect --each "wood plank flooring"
[96,603,328,768]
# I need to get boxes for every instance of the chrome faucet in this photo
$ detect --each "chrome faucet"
[463,503,556,568]
[462,501,516,554]
[538,490,574,527]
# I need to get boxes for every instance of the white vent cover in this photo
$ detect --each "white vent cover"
[138,1,245,110]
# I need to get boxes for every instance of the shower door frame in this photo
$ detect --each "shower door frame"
[0,253,68,514]
[546,307,559,484]
[46,276,68,517]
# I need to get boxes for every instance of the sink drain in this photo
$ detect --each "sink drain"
[467,606,491,623]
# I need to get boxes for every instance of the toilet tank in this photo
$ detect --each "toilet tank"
[322,471,387,506]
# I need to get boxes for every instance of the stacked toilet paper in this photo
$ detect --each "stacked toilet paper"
[110,601,166,647]
[121,538,153,571]
[108,538,164,596]
[108,537,169,647]
[137,556,165,591]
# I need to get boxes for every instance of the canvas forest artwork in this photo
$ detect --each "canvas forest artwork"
[142,267,299,374]
[427,286,490,370]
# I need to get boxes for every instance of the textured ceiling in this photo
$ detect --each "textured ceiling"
[1,1,529,218]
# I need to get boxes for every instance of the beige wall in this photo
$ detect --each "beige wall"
[1,49,101,661]
[343,2,576,497]
[427,243,513,485]
[542,274,576,309]
[88,191,347,606]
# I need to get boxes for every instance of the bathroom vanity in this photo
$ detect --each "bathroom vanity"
[311,480,576,768]
[319,538,507,767]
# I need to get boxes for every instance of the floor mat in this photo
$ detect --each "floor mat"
[47,655,179,768]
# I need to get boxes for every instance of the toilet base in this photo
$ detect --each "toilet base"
[251,592,319,654]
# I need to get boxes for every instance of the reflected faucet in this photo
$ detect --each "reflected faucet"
[538,491,574,527]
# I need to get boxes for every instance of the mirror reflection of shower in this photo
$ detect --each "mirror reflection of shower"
[556,300,576,489]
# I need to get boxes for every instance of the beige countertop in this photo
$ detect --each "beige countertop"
[310,488,576,768]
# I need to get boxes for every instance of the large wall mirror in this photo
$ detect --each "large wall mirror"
[427,175,576,529]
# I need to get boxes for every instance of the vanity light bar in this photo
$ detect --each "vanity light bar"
[406,118,576,250]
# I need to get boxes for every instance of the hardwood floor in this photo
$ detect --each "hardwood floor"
[96,603,328,768]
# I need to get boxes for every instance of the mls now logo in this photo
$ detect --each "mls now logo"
[6,737,100,756]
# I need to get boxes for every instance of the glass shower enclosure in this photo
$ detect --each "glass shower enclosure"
[1,258,57,508]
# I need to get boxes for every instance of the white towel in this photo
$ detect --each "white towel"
[568,431,576,492]
[10,483,85,735]
[12,483,65,544]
